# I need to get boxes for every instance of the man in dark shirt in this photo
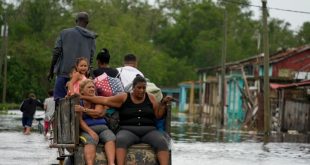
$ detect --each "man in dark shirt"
[20,93,44,135]
[48,12,97,100]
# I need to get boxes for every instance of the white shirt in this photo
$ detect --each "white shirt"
[117,66,144,88]
[43,97,55,121]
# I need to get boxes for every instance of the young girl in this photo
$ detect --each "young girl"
[67,57,89,96]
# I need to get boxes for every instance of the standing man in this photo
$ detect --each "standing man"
[47,11,97,100]
[117,54,144,90]
[20,93,44,135]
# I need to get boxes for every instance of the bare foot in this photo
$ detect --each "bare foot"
[24,132,30,135]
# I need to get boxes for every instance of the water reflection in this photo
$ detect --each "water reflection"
[171,112,310,143]
[0,110,310,165]
[173,142,310,165]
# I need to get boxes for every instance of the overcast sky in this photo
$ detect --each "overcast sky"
[249,0,310,31]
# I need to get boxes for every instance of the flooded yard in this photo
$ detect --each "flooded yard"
[0,110,310,165]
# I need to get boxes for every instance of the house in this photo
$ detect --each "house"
[197,45,310,132]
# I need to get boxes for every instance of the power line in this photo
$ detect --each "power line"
[221,0,310,15]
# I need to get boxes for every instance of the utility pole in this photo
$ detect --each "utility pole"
[220,8,227,126]
[1,11,8,103]
[262,0,270,136]
[0,14,4,79]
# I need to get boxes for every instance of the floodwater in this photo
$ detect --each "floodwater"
[0,110,58,165]
[0,110,310,165]
[171,113,310,165]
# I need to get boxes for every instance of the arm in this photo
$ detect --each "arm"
[36,100,44,109]
[75,104,108,118]
[67,72,79,96]
[19,101,25,112]
[48,36,62,81]
[43,99,47,111]
[90,39,96,66]
[149,93,173,119]
[80,93,127,108]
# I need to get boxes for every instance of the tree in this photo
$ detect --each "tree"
[297,22,310,45]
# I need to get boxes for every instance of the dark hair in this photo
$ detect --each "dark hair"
[48,90,53,97]
[28,93,36,99]
[132,74,146,87]
[96,48,110,64]
[124,53,137,63]
[75,12,89,24]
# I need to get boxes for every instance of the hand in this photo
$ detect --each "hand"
[89,130,99,143]
[74,105,84,112]
[161,96,174,104]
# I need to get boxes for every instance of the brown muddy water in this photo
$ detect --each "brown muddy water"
[0,110,310,165]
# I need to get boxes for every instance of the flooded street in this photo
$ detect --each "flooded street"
[171,112,310,165]
[0,132,58,165]
[0,110,58,165]
[0,110,310,165]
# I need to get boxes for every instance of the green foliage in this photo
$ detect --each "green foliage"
[297,22,310,44]
[268,18,298,53]
[0,0,308,104]
[0,103,20,111]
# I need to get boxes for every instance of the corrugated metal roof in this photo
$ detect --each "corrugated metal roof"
[197,44,310,73]
[270,79,310,89]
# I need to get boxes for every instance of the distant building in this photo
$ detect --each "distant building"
[197,45,310,132]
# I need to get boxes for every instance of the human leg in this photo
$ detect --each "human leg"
[24,117,33,135]
[22,117,27,133]
[53,76,69,100]
[141,130,169,165]
[115,129,139,165]
[80,132,99,165]
[44,120,49,136]
[104,141,115,165]
[116,148,126,165]
[84,144,96,165]
[157,151,169,165]
[97,125,116,165]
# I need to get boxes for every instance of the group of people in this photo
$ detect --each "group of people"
[20,90,55,136]
[45,11,173,165]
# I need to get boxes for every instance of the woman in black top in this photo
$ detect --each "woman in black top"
[81,75,173,165]
[93,48,119,78]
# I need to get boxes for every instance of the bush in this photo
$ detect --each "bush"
[0,103,20,111]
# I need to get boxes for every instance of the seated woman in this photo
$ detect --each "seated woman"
[81,75,173,165]
[75,79,116,165]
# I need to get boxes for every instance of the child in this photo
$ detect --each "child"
[67,57,89,96]
[43,90,55,136]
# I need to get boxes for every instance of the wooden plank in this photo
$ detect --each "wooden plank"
[68,95,80,145]
[57,99,62,143]
[240,66,254,106]
[62,99,71,143]
[54,96,80,145]
[305,103,309,132]
[279,89,285,132]
[256,93,264,132]
[189,81,195,113]
[283,100,310,132]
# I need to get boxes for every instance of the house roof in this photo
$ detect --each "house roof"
[197,44,310,74]
[270,79,310,89]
